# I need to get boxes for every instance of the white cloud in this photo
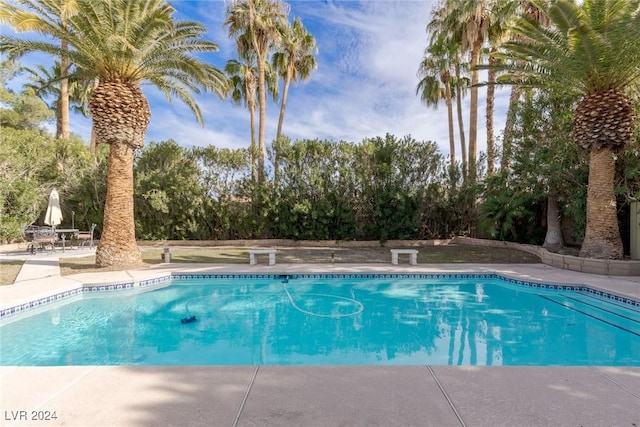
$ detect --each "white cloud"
[275,1,466,151]
[5,0,512,165]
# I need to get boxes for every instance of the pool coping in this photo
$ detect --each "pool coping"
[1,365,639,427]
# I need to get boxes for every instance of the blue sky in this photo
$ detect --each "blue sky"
[7,0,510,160]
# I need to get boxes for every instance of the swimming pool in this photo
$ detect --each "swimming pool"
[1,274,639,366]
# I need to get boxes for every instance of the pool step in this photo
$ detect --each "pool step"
[542,292,640,336]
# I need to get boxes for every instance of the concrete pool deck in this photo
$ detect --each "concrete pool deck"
[1,251,639,427]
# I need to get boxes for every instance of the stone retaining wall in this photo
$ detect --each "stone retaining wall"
[453,236,640,276]
[136,239,453,248]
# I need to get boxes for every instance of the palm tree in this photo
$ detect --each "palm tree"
[500,1,549,171]
[484,1,522,175]
[22,61,67,138]
[226,53,259,181]
[497,0,640,259]
[416,36,456,166]
[272,17,317,142]
[483,44,498,175]
[271,17,317,183]
[2,0,79,139]
[1,0,227,267]
[27,62,102,152]
[22,61,96,145]
[57,0,76,141]
[427,4,469,178]
[431,0,494,183]
[226,50,279,182]
[225,0,289,183]
[452,63,470,178]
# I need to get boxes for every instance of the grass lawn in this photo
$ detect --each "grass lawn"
[0,260,23,286]
[1,244,542,285]
[58,244,541,276]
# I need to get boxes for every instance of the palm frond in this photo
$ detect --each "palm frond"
[0,35,62,59]
[495,0,640,96]
[2,0,228,126]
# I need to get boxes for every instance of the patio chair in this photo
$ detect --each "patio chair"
[22,225,57,254]
[21,225,36,254]
[76,223,96,249]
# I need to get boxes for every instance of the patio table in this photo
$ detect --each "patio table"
[55,228,79,252]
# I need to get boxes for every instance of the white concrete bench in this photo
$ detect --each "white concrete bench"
[390,249,419,265]
[249,249,277,266]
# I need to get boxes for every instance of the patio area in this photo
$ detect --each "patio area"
[2,364,639,427]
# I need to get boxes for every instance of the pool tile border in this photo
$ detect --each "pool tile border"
[0,275,172,321]
[82,274,172,293]
[0,287,84,318]
[2,272,638,321]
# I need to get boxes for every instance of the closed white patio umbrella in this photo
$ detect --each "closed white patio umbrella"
[44,188,63,228]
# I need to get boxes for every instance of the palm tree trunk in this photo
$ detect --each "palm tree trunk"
[543,195,564,251]
[501,86,521,170]
[89,123,98,154]
[249,99,258,182]
[579,148,624,259]
[444,80,456,166]
[56,96,63,139]
[89,78,100,153]
[485,50,497,174]
[276,69,292,142]
[90,80,150,267]
[455,64,467,179]
[96,142,141,266]
[257,55,267,183]
[275,69,293,183]
[468,42,481,183]
[58,39,70,140]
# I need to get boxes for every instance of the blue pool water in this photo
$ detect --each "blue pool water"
[1,275,639,366]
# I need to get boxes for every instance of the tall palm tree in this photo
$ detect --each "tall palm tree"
[501,86,520,170]
[272,17,317,142]
[427,4,469,178]
[432,0,494,183]
[452,62,470,178]
[497,0,640,259]
[28,61,102,152]
[226,50,279,182]
[271,17,317,182]
[22,61,95,144]
[226,53,259,181]
[1,0,227,267]
[22,61,67,138]
[500,1,549,170]
[225,0,289,183]
[416,36,456,166]
[1,0,78,139]
[57,0,76,141]
[484,1,521,175]
[483,44,498,175]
